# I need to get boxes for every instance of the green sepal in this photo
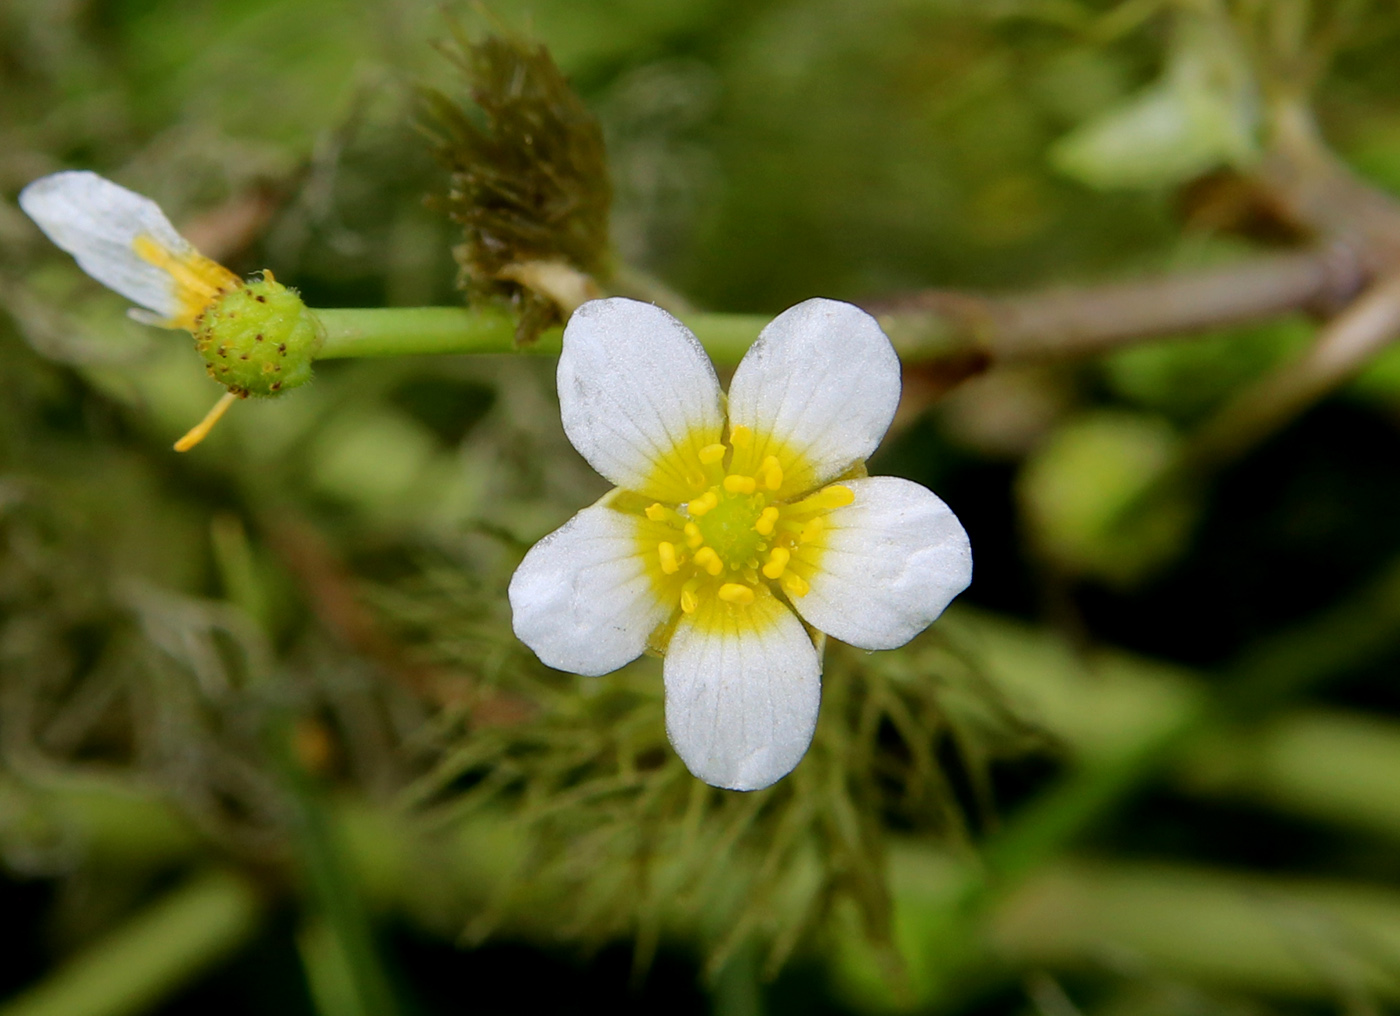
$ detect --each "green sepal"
[193,274,323,398]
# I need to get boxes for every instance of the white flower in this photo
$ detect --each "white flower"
[19,170,240,331]
[19,171,320,451]
[509,297,972,791]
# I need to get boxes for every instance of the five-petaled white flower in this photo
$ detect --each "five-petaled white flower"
[509,297,972,791]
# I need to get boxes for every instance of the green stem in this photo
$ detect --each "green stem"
[312,306,770,366]
[0,870,261,1016]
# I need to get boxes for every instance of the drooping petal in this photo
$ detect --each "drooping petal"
[19,171,199,320]
[509,501,672,677]
[788,476,971,650]
[726,298,901,496]
[558,298,724,503]
[663,590,821,791]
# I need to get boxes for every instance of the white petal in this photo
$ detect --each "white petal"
[558,298,724,503]
[19,171,191,318]
[509,502,670,677]
[727,298,900,495]
[664,591,821,791]
[790,476,971,650]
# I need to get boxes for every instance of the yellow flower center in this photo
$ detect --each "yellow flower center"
[642,424,854,616]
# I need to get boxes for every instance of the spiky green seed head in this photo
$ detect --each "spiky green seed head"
[193,273,322,398]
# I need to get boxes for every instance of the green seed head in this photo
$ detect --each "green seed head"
[193,273,322,398]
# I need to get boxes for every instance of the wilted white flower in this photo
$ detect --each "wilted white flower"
[509,297,972,791]
[19,170,240,332]
[19,170,320,450]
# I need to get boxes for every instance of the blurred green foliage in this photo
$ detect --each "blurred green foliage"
[8,1,1400,1015]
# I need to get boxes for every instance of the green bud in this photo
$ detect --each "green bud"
[193,272,322,398]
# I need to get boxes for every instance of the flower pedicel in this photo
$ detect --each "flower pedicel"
[510,297,972,791]
[19,171,321,450]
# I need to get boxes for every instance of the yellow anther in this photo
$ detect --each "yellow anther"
[723,474,757,494]
[645,503,671,523]
[658,541,680,575]
[754,506,779,536]
[693,547,724,576]
[799,517,824,543]
[680,580,701,614]
[762,546,791,580]
[683,522,704,549]
[781,571,810,598]
[687,491,719,517]
[729,425,753,449]
[717,583,756,605]
[698,443,727,465]
[760,456,783,491]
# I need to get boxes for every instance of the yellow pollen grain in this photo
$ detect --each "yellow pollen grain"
[729,425,753,449]
[723,474,756,494]
[799,517,824,543]
[645,503,670,522]
[782,572,810,598]
[658,541,680,575]
[687,491,718,517]
[698,443,727,465]
[761,456,783,491]
[717,583,756,605]
[762,547,791,580]
[754,506,779,536]
[683,522,704,549]
[693,547,724,576]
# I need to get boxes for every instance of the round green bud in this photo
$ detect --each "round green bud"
[193,272,322,398]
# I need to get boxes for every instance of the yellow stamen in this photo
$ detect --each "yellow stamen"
[723,474,756,494]
[687,491,719,517]
[754,506,779,536]
[762,547,791,580]
[132,235,239,329]
[693,547,724,576]
[781,572,810,598]
[729,425,753,449]
[683,522,704,549]
[173,391,239,452]
[658,541,680,575]
[760,456,783,491]
[645,503,671,523]
[799,517,824,543]
[681,579,701,614]
[717,583,755,605]
[698,443,727,465]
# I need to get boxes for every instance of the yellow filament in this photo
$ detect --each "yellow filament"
[722,474,756,494]
[717,583,756,605]
[729,425,753,449]
[683,522,704,549]
[760,456,783,491]
[680,579,701,614]
[173,392,239,452]
[698,443,727,465]
[762,547,791,580]
[799,517,824,543]
[781,571,810,598]
[693,547,724,576]
[754,506,779,536]
[688,491,718,517]
[658,541,680,575]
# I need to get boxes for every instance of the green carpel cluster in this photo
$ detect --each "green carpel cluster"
[194,274,323,398]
